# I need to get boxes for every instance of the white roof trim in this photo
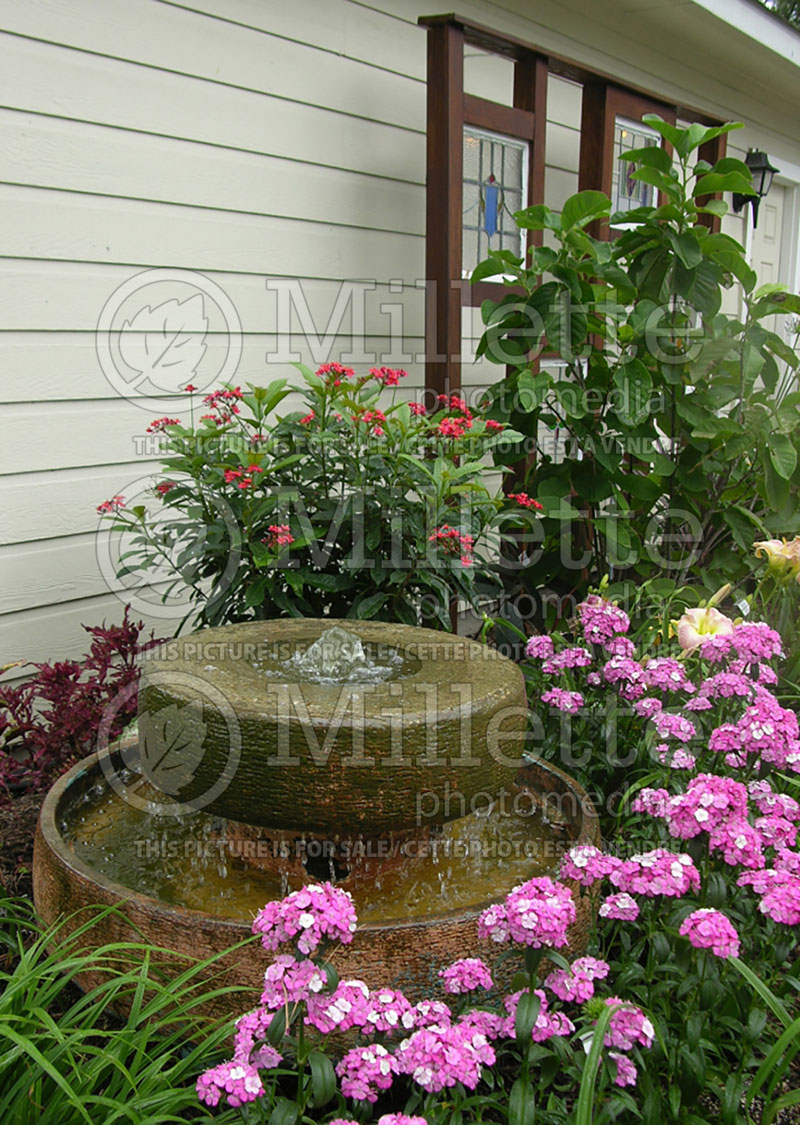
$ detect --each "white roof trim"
[690,0,800,66]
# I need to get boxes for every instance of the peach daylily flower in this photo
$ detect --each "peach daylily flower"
[675,606,734,652]
[754,537,800,581]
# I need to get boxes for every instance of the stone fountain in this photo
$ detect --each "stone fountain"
[34,620,599,1010]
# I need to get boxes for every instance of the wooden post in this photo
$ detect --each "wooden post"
[424,21,464,398]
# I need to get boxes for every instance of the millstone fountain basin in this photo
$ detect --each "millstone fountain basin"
[34,620,600,1011]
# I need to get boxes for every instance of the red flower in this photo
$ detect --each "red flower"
[316,362,355,381]
[437,416,471,438]
[96,496,125,514]
[370,366,408,386]
[409,402,426,416]
[485,419,505,431]
[155,481,176,496]
[262,524,294,549]
[508,492,543,511]
[202,387,242,422]
[146,416,181,434]
[299,411,315,424]
[184,383,197,392]
[429,525,475,566]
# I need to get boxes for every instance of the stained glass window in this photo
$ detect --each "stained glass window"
[611,117,660,215]
[462,125,528,279]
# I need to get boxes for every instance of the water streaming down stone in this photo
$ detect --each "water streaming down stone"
[34,619,601,1012]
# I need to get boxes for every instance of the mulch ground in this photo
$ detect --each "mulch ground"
[0,790,42,899]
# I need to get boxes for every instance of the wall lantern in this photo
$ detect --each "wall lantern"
[732,149,780,229]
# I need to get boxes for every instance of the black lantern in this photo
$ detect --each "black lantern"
[732,150,780,229]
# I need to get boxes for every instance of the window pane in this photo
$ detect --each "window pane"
[611,117,660,215]
[462,125,529,279]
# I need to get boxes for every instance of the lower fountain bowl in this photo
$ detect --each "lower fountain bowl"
[33,746,601,1018]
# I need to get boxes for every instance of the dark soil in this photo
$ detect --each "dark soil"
[0,790,42,899]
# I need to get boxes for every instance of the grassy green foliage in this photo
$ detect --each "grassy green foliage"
[0,897,248,1124]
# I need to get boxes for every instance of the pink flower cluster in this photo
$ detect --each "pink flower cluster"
[396,1018,496,1092]
[262,524,294,549]
[305,978,370,1033]
[251,882,357,955]
[610,849,701,898]
[700,622,783,664]
[526,634,554,659]
[738,868,800,925]
[260,954,326,1009]
[679,908,741,958]
[560,844,620,887]
[336,1044,396,1102]
[439,957,493,994]
[603,1000,655,1051]
[545,956,610,1002]
[478,876,576,948]
[232,1007,281,1068]
[196,1061,265,1108]
[542,646,593,674]
[598,892,639,921]
[541,687,584,713]
[370,365,407,386]
[709,692,800,772]
[578,595,630,646]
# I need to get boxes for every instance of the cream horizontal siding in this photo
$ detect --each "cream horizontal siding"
[0,0,432,668]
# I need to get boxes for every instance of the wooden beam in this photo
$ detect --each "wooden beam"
[424,21,464,397]
[463,94,535,139]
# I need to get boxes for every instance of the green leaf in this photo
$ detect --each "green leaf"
[559,190,611,231]
[641,114,684,148]
[515,990,541,1043]
[513,203,560,231]
[308,1050,336,1108]
[630,165,682,201]
[668,231,703,269]
[619,145,672,172]
[471,251,521,284]
[509,1075,536,1125]
[269,1098,299,1125]
[728,956,792,1029]
[694,171,755,197]
[769,432,797,481]
[762,451,791,510]
[698,197,729,217]
[613,358,653,427]
[350,592,388,619]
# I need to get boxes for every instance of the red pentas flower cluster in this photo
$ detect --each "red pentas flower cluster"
[316,361,355,386]
[96,495,125,513]
[508,491,543,510]
[428,525,475,567]
[202,385,243,423]
[223,464,263,490]
[146,416,180,434]
[435,393,474,438]
[370,366,408,386]
[262,524,294,549]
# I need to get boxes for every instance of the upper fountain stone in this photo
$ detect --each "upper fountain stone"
[137,619,528,834]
